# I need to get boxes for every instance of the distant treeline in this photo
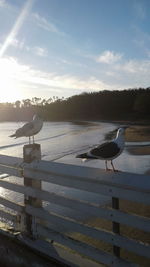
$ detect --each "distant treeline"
[0,88,150,122]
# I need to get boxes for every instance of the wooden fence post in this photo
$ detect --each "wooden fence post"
[112,197,120,257]
[23,143,42,238]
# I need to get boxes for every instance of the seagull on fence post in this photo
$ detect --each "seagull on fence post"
[10,114,43,144]
[76,127,127,172]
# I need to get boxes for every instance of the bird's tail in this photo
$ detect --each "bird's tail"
[9,134,16,138]
[76,153,87,158]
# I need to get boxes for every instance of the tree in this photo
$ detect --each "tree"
[22,99,31,107]
[15,100,21,108]
[41,99,47,106]
[134,93,150,114]
[32,97,41,105]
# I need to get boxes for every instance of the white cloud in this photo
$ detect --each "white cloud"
[0,56,116,101]
[34,46,48,57]
[116,59,150,74]
[1,56,150,102]
[9,38,25,49]
[96,50,123,64]
[25,45,48,57]
[105,71,117,77]
[32,13,65,36]
[8,38,48,57]
[105,58,150,89]
[18,57,149,92]
[16,66,111,91]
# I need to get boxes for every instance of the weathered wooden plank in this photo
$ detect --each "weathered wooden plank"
[28,188,150,232]
[0,154,149,265]
[24,159,150,192]
[109,208,150,232]
[31,189,150,232]
[0,179,149,232]
[24,167,150,205]
[23,144,42,237]
[0,196,24,213]
[0,164,22,177]
[112,197,120,257]
[37,224,137,267]
[26,205,150,258]
[0,154,22,167]
[0,208,16,222]
[0,154,149,194]
[0,180,26,194]
[17,236,99,267]
[0,153,150,201]
[0,155,23,177]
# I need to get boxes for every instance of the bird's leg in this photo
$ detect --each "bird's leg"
[105,160,109,171]
[111,160,115,171]
[111,160,119,172]
[33,135,35,144]
[29,136,31,144]
[105,160,112,171]
[105,160,108,170]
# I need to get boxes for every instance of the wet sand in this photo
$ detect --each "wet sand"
[127,145,150,155]
[126,125,150,157]
[125,125,150,142]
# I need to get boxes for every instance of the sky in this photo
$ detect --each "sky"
[0,0,150,102]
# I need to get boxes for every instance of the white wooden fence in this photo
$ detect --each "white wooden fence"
[0,146,149,266]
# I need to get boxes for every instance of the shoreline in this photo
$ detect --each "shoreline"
[0,118,150,125]
[76,119,150,126]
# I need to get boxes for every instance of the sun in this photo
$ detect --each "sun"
[0,78,22,103]
[0,57,23,102]
[0,75,22,102]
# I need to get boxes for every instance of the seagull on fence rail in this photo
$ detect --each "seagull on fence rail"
[10,114,43,144]
[76,127,127,171]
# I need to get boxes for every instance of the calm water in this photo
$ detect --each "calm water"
[0,121,150,222]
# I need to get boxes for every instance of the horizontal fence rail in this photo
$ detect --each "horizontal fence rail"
[24,161,150,205]
[0,150,149,266]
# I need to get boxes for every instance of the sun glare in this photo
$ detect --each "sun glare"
[0,58,23,102]
[0,0,34,103]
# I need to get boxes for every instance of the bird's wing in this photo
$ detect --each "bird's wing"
[15,121,34,137]
[89,141,120,159]
[21,121,34,132]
